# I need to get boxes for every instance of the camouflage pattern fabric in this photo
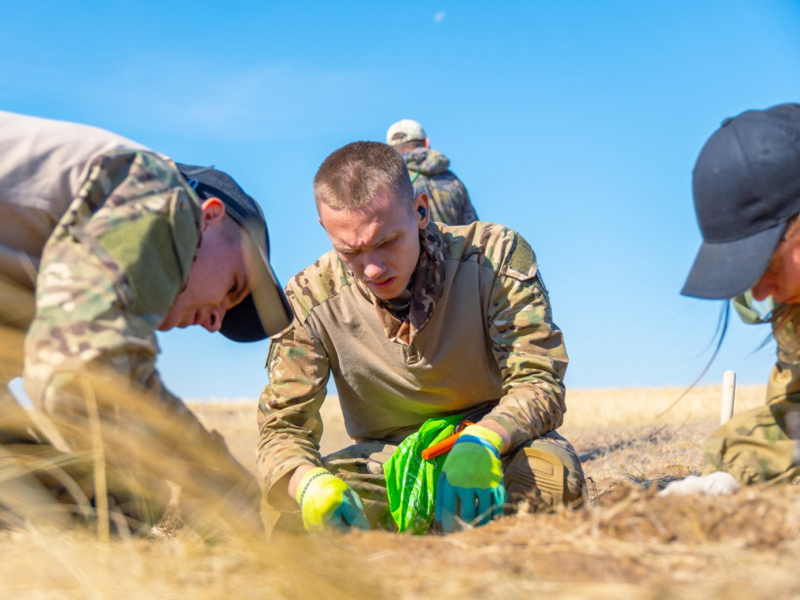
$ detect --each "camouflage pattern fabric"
[702,305,800,484]
[0,281,40,447]
[0,150,260,532]
[702,395,800,484]
[258,220,572,507]
[0,274,35,399]
[402,147,478,226]
[24,149,202,423]
[0,281,169,530]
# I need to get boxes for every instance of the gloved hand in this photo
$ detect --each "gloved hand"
[659,471,740,497]
[296,467,370,533]
[435,424,507,532]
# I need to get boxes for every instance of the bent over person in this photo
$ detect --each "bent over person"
[258,141,585,534]
[679,103,800,488]
[0,111,292,533]
[386,119,478,226]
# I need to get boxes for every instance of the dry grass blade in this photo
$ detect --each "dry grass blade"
[82,373,110,542]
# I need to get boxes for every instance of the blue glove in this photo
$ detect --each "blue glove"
[435,424,507,532]
[296,467,370,533]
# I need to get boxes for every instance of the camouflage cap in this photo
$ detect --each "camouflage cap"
[386,119,427,146]
[176,163,293,342]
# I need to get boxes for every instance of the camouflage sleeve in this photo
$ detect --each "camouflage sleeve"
[766,315,800,401]
[416,174,478,226]
[23,151,257,504]
[766,360,800,405]
[481,233,568,450]
[257,313,330,502]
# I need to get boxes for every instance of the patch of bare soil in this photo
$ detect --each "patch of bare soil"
[187,387,800,599]
[334,485,800,598]
[3,386,797,599]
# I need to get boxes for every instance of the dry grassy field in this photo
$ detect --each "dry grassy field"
[2,384,799,599]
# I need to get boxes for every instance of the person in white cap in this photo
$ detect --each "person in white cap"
[386,119,478,226]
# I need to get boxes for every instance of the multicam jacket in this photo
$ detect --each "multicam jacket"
[402,147,478,226]
[257,221,568,497]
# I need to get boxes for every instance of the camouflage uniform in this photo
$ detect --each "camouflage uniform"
[0,112,258,532]
[703,305,800,484]
[1,110,148,445]
[402,147,478,226]
[258,221,585,528]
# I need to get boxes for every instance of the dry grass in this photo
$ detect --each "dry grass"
[559,384,766,493]
[3,383,799,599]
[192,383,768,492]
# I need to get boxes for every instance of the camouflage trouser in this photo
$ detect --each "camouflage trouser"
[0,373,170,531]
[0,277,169,531]
[0,274,40,445]
[277,430,585,531]
[702,396,800,485]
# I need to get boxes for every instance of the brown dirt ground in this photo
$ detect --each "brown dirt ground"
[2,384,798,599]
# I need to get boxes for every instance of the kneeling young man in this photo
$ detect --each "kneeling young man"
[258,142,585,533]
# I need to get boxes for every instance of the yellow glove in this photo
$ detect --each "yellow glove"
[296,467,370,533]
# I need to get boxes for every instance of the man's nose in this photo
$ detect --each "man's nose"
[204,306,225,332]
[362,255,387,280]
[752,275,776,301]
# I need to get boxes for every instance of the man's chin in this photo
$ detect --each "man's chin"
[369,284,402,300]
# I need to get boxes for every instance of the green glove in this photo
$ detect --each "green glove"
[435,424,506,532]
[296,467,370,533]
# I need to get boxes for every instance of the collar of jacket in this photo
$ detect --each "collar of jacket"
[353,222,445,346]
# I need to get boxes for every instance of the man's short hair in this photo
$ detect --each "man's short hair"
[313,141,414,210]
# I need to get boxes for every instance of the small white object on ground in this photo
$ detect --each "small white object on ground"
[659,471,741,497]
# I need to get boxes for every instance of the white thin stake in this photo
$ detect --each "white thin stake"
[721,370,736,426]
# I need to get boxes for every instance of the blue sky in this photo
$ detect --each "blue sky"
[3,1,800,400]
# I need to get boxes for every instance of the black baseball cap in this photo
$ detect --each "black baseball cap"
[682,104,800,299]
[176,163,293,342]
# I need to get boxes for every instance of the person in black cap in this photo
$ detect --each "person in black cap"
[677,103,800,491]
[0,110,292,533]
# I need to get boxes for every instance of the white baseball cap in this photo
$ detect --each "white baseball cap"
[386,119,427,146]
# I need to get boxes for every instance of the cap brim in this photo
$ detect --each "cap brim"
[220,227,293,343]
[681,221,787,299]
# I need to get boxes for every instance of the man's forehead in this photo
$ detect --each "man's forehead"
[328,213,400,250]
[322,190,411,247]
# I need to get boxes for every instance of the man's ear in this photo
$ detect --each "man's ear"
[201,197,226,232]
[424,138,430,149]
